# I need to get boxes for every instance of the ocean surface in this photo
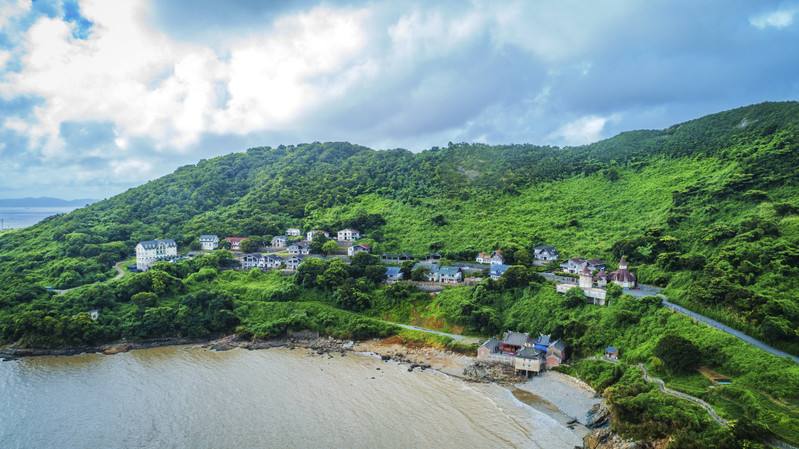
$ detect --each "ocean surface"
[0,206,79,229]
[0,346,582,449]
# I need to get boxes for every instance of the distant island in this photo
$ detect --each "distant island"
[0,197,95,207]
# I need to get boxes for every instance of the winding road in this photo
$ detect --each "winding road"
[540,273,799,364]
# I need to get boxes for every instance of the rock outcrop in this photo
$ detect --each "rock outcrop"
[583,428,644,449]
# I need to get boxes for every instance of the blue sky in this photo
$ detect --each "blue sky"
[0,0,797,199]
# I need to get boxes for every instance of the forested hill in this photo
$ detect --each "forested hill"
[1,101,799,352]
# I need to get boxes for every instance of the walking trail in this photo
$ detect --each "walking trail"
[54,261,127,295]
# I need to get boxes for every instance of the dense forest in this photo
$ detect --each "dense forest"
[1,101,798,352]
[2,101,799,448]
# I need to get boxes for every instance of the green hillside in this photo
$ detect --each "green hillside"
[2,101,799,448]
[2,101,798,353]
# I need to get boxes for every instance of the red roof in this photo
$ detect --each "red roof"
[225,237,246,243]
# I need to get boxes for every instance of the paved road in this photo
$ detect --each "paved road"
[638,364,729,426]
[389,322,481,344]
[542,272,799,364]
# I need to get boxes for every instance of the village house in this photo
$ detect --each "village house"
[437,266,463,284]
[560,257,606,274]
[587,258,607,272]
[560,257,586,274]
[225,237,246,251]
[199,234,219,251]
[263,255,284,269]
[609,256,637,288]
[499,331,533,354]
[533,245,559,263]
[478,331,567,376]
[306,230,330,241]
[489,264,510,280]
[546,340,567,367]
[475,252,492,264]
[425,253,442,261]
[555,266,607,305]
[514,347,545,376]
[385,266,404,283]
[595,270,609,287]
[477,338,507,362]
[337,228,360,241]
[381,253,414,264]
[490,250,505,265]
[412,262,462,284]
[241,254,284,270]
[271,235,288,248]
[348,244,370,257]
[240,253,261,270]
[288,242,311,256]
[284,255,304,271]
[605,346,619,361]
[135,239,178,271]
[286,228,302,237]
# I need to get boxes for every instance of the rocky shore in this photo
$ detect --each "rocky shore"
[0,336,207,360]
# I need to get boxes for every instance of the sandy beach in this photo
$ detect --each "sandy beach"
[354,337,603,441]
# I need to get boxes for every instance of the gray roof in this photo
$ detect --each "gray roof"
[502,331,531,347]
[138,239,176,249]
[549,339,566,351]
[516,347,544,359]
[480,338,500,351]
[535,334,551,346]
[199,235,218,241]
[534,245,557,251]
[438,266,461,276]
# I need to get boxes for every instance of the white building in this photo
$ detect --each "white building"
[271,235,288,248]
[348,244,370,257]
[533,245,559,262]
[136,239,178,271]
[288,242,311,255]
[241,254,284,270]
[199,235,219,251]
[285,256,304,271]
[306,230,329,241]
[286,228,302,237]
[489,250,505,265]
[337,228,360,241]
[555,267,607,305]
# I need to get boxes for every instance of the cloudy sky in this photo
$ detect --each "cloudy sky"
[0,0,797,199]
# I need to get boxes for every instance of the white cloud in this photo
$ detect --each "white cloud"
[0,0,30,29]
[550,114,618,146]
[0,0,372,159]
[750,7,797,29]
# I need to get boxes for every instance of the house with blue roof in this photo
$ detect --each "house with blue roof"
[489,264,510,280]
[385,266,404,283]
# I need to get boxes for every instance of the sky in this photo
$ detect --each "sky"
[0,0,797,199]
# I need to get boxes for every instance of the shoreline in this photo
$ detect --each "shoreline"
[2,334,608,443]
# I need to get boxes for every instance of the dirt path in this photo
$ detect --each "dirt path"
[637,363,728,426]
[387,321,481,344]
[54,261,127,295]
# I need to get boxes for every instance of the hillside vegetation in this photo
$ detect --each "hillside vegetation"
[2,101,798,353]
[2,102,799,448]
